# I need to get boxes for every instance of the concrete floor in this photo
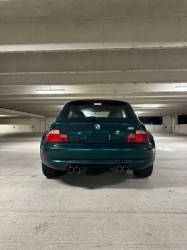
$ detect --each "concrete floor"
[0,132,187,250]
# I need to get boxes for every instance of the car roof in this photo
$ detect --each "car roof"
[67,100,129,105]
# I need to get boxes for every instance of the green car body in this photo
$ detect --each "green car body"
[40,100,156,177]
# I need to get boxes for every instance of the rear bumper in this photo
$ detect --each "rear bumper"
[40,142,156,171]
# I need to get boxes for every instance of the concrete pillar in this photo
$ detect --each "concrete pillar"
[31,117,46,132]
[172,115,178,133]
[45,117,56,131]
[163,115,178,133]
[163,116,172,133]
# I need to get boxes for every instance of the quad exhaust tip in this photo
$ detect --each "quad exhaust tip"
[68,165,81,174]
[74,166,81,174]
[123,166,129,172]
[117,166,123,172]
[68,166,74,173]
[116,165,129,172]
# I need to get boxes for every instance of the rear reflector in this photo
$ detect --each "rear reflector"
[46,129,68,143]
[127,130,149,143]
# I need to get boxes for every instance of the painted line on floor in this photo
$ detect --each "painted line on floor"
[0,138,40,140]
[0,150,18,152]
[156,147,175,151]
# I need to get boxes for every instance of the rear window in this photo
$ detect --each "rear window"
[62,101,133,119]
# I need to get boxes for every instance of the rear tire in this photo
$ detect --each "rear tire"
[133,164,153,178]
[42,163,62,178]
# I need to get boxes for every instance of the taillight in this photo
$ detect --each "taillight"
[46,129,68,143]
[127,134,136,143]
[127,130,149,143]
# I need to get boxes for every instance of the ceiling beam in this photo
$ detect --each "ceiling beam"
[1,48,187,74]
[0,108,45,118]
[2,70,187,86]
[0,91,187,99]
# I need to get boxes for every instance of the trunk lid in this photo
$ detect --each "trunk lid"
[59,119,137,144]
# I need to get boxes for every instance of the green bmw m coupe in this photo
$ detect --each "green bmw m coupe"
[40,100,156,178]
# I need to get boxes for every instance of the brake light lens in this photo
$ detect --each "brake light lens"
[127,134,136,143]
[82,100,112,103]
[127,130,149,143]
[46,129,68,143]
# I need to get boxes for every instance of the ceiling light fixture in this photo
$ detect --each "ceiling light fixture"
[141,104,159,108]
[175,86,187,90]
[0,115,20,117]
[36,89,65,94]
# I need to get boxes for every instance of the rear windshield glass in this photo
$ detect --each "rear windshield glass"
[62,101,133,119]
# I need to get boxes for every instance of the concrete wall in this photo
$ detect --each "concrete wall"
[0,117,47,133]
[145,117,187,134]
[45,117,56,131]
[0,117,57,133]
[31,117,46,132]
[0,117,31,125]
[174,125,187,134]
[0,117,32,133]
[0,124,32,133]
[145,125,166,133]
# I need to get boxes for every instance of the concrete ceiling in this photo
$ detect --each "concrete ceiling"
[0,0,187,117]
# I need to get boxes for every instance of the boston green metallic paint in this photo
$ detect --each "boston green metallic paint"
[40,100,156,173]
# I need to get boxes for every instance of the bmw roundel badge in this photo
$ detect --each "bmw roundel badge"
[94,124,100,130]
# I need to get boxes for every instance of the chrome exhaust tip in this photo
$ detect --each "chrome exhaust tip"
[68,166,74,173]
[74,166,81,174]
[123,165,129,172]
[116,166,123,172]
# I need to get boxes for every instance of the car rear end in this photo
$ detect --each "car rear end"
[40,100,155,174]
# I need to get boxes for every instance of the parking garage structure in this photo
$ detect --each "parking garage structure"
[0,1,187,249]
